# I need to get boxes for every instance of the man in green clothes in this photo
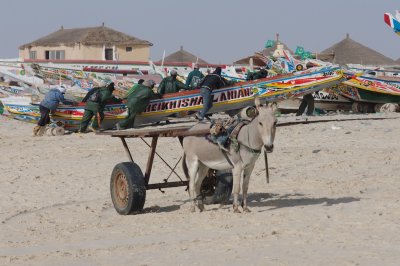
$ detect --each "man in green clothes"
[185,64,204,90]
[116,80,159,130]
[157,70,186,95]
[246,68,268,81]
[79,82,120,132]
[125,79,144,98]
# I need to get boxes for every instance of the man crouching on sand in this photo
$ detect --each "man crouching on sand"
[33,85,72,136]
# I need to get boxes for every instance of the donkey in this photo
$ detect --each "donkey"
[182,98,277,213]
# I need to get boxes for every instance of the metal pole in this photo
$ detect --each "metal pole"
[120,137,134,163]
[264,151,269,184]
[144,137,158,186]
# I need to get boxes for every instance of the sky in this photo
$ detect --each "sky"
[1,0,400,64]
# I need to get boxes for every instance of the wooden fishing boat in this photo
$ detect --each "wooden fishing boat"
[341,74,400,103]
[1,65,345,131]
[277,89,353,113]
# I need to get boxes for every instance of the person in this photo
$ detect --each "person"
[125,79,144,98]
[246,68,268,81]
[116,80,160,130]
[296,62,316,116]
[185,64,204,90]
[79,82,120,132]
[157,70,186,95]
[196,67,234,121]
[33,85,72,136]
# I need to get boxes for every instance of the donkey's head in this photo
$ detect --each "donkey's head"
[254,97,277,153]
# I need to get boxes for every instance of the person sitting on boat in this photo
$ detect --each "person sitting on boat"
[116,80,161,130]
[296,63,316,116]
[196,67,234,121]
[185,64,204,90]
[157,70,186,95]
[79,82,120,133]
[125,79,144,98]
[33,85,73,136]
[246,68,268,81]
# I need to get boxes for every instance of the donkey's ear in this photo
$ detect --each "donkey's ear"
[255,97,262,109]
[267,102,278,111]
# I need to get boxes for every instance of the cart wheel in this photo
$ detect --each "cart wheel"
[202,169,233,205]
[110,162,146,215]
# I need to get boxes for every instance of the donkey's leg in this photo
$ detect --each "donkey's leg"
[187,158,200,213]
[232,166,242,213]
[242,164,255,213]
[194,163,209,212]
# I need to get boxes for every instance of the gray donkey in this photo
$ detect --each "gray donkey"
[182,98,277,213]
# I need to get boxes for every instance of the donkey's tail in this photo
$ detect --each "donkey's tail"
[182,152,190,180]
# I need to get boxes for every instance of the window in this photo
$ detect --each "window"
[105,48,113,60]
[44,50,65,60]
[29,51,37,59]
[126,47,132,52]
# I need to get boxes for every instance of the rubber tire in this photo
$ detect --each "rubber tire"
[203,169,233,205]
[110,162,146,215]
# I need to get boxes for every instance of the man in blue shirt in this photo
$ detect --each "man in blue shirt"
[33,85,71,136]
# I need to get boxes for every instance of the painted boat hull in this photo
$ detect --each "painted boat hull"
[1,66,344,130]
[278,93,352,112]
[341,75,400,103]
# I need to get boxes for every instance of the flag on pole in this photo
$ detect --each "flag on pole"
[295,46,305,56]
[265,40,275,48]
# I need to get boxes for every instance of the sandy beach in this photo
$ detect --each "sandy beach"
[1,112,400,265]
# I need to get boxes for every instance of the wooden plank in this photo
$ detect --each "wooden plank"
[97,125,193,137]
[98,116,400,138]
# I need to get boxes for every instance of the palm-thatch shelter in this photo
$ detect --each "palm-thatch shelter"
[320,33,395,66]
[158,46,208,65]
[19,24,153,61]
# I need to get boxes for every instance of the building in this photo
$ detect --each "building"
[159,46,208,64]
[19,25,153,61]
[320,33,395,66]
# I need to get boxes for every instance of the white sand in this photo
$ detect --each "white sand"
[1,113,400,266]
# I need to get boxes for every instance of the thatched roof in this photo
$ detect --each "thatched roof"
[19,25,152,49]
[159,46,208,64]
[233,55,267,66]
[320,33,395,66]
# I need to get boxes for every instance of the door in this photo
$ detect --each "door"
[105,48,113,60]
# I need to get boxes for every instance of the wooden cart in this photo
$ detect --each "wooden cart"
[98,125,235,215]
[98,115,395,215]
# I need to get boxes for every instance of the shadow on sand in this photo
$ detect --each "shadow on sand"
[141,204,182,214]
[245,192,360,211]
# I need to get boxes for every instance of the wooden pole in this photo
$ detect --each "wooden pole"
[97,113,102,130]
[144,137,158,186]
[264,151,269,184]
[120,137,134,163]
